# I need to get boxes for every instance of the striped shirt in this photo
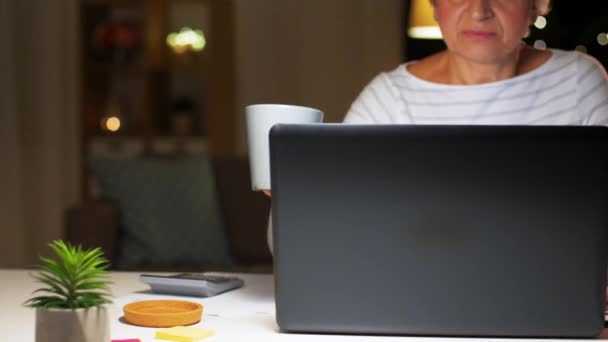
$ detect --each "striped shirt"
[343,49,608,126]
[267,49,608,256]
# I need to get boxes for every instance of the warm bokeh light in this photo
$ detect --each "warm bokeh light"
[534,16,547,30]
[101,116,121,132]
[167,27,206,54]
[534,40,547,50]
[597,33,608,46]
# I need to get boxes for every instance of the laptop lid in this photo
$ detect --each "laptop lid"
[270,124,608,338]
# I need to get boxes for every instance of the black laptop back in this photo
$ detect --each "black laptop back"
[270,124,608,338]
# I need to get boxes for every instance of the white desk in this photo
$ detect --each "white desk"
[2,269,607,341]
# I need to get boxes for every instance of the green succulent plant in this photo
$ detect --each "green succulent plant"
[25,240,112,309]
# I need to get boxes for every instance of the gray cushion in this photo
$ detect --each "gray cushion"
[89,157,233,269]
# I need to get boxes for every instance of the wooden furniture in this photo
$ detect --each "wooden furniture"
[79,0,237,154]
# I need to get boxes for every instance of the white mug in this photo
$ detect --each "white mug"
[245,104,324,191]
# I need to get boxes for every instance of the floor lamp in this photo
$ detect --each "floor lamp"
[408,0,442,39]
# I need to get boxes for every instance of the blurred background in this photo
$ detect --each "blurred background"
[0,0,606,271]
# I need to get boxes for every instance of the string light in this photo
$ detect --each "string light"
[534,16,547,29]
[533,40,547,50]
[597,33,608,46]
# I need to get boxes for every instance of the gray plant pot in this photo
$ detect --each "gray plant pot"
[35,306,110,342]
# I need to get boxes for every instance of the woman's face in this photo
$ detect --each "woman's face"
[434,0,536,64]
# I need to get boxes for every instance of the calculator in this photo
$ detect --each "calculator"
[140,273,244,297]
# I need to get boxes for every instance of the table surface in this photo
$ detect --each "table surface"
[3,269,608,342]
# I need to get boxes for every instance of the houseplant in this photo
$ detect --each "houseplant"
[25,240,112,342]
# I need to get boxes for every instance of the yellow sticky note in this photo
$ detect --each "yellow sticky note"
[155,326,214,342]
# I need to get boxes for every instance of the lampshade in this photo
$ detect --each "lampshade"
[408,0,442,39]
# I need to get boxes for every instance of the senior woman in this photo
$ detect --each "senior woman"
[266,0,608,251]
[344,0,608,125]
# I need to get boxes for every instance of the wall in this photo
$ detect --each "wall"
[233,0,404,154]
[0,0,403,267]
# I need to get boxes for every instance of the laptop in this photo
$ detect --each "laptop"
[269,124,608,338]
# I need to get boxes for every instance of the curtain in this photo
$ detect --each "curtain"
[0,0,81,267]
